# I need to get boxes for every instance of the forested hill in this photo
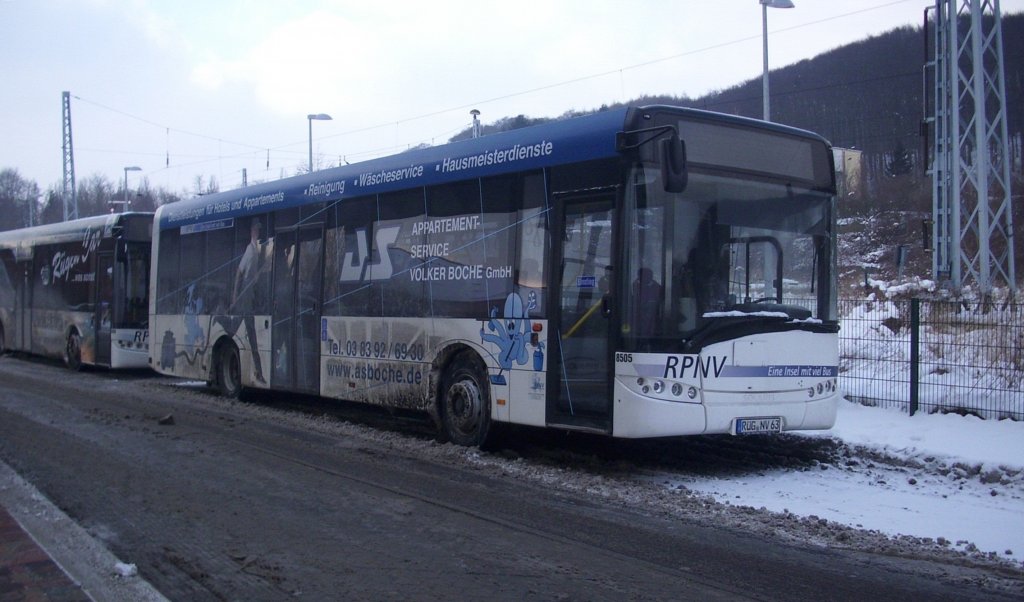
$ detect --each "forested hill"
[686,13,1023,160]
[455,13,1023,166]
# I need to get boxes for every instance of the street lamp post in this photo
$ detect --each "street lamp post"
[470,109,481,139]
[120,166,141,213]
[307,113,333,172]
[761,0,794,122]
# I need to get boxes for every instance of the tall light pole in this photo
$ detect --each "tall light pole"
[120,166,141,213]
[307,113,332,172]
[761,0,794,121]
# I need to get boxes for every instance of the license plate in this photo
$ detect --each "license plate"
[735,417,782,435]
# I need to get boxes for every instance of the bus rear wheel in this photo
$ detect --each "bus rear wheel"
[216,343,242,398]
[64,331,82,371]
[440,352,492,447]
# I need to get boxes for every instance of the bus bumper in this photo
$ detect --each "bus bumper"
[109,329,150,369]
[611,379,839,438]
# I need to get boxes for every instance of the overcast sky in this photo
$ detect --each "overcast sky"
[2,0,1022,197]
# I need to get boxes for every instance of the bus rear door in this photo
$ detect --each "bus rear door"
[271,224,324,394]
[15,260,31,351]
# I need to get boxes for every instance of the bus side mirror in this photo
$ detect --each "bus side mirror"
[661,133,688,193]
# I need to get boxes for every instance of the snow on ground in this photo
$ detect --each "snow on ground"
[839,294,1023,420]
[661,401,1024,561]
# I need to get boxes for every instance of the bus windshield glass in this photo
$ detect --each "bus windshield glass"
[621,127,835,352]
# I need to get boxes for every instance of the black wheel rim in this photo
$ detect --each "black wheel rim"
[445,377,482,440]
[222,348,241,395]
[66,334,81,369]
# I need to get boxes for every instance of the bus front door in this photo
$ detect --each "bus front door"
[548,195,615,432]
[271,224,324,394]
[95,252,114,366]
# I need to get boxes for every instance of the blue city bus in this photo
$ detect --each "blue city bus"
[150,106,839,446]
[0,213,152,369]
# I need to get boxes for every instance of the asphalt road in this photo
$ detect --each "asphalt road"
[0,355,1016,601]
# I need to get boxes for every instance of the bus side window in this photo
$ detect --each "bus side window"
[0,252,15,307]
[179,230,206,315]
[480,174,519,312]
[379,189,427,318]
[427,181,485,318]
[204,227,235,314]
[330,196,380,317]
[515,171,548,315]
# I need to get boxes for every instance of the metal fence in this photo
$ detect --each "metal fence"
[839,298,1024,420]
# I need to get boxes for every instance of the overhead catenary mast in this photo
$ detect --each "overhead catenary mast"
[61,91,78,222]
[925,0,1016,296]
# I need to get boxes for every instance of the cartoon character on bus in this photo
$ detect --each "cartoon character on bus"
[480,291,542,379]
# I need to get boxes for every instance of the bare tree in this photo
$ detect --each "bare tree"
[0,168,41,231]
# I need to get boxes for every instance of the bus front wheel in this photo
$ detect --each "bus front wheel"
[216,343,242,398]
[440,352,492,447]
[64,331,82,371]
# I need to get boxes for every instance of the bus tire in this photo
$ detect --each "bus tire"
[64,331,83,371]
[440,352,492,447]
[216,342,243,399]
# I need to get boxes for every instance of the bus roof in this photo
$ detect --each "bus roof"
[156,107,633,231]
[0,212,153,252]
[155,105,834,231]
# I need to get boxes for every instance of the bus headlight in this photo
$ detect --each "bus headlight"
[687,386,698,399]
[652,380,664,394]
[671,383,683,397]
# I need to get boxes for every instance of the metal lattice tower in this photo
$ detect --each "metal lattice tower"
[926,0,1016,294]
[62,91,78,222]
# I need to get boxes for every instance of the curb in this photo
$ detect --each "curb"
[0,460,169,602]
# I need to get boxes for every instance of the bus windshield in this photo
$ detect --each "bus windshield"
[621,166,835,352]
